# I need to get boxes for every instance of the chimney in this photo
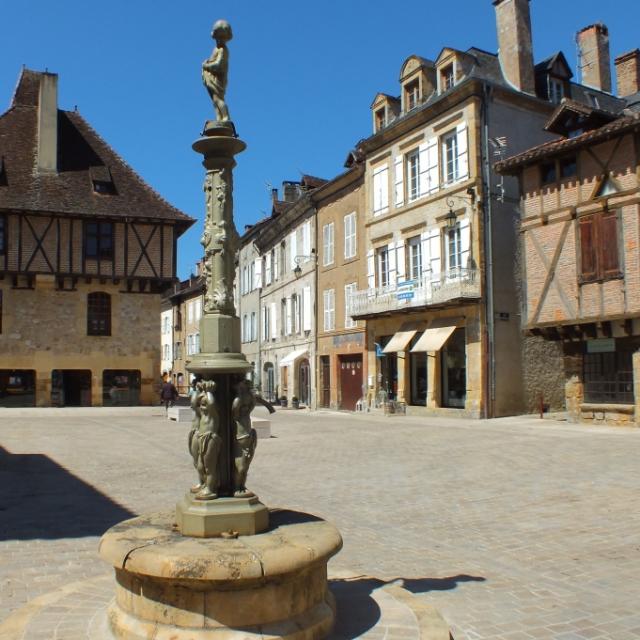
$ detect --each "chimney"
[282,181,301,202]
[37,72,58,173]
[577,23,612,93]
[615,49,640,97]
[493,0,535,95]
[271,187,278,203]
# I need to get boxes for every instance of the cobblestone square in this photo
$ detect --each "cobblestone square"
[1,407,639,639]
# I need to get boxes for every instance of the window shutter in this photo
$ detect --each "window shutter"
[579,216,597,281]
[394,156,404,207]
[285,297,292,335]
[600,211,620,278]
[456,123,469,181]
[273,250,279,281]
[270,302,277,339]
[289,231,297,270]
[459,218,471,269]
[388,242,397,287]
[396,240,406,282]
[265,252,272,284]
[420,231,430,278]
[418,143,429,197]
[427,227,441,281]
[367,249,375,293]
[254,258,262,289]
[303,221,311,259]
[373,165,389,215]
[303,286,312,331]
[426,137,439,193]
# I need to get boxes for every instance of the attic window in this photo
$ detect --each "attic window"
[441,64,455,92]
[90,165,116,195]
[405,80,419,111]
[549,78,564,104]
[375,107,386,132]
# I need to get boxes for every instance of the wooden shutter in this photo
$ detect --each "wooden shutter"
[285,297,292,335]
[367,249,375,292]
[265,252,272,284]
[254,258,262,289]
[459,218,471,270]
[273,249,279,281]
[289,231,297,270]
[302,221,311,258]
[394,156,404,207]
[579,216,597,282]
[270,302,277,339]
[396,239,406,282]
[418,143,429,197]
[388,242,397,287]
[426,138,439,194]
[599,210,620,278]
[456,122,469,181]
[427,227,441,281]
[303,286,312,331]
[420,231,430,279]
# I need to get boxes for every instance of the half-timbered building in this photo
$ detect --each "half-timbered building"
[0,68,193,406]
[496,48,640,425]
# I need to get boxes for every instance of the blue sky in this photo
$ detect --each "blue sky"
[1,1,638,279]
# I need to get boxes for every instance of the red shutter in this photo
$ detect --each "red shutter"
[579,216,597,282]
[599,210,620,278]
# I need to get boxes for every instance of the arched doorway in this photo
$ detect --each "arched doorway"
[298,359,310,406]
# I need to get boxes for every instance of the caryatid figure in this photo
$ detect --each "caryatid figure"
[231,381,258,497]
[188,380,222,500]
[202,20,232,122]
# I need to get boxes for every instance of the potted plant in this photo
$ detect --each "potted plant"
[279,395,288,408]
[291,396,299,410]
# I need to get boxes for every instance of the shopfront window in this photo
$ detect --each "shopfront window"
[103,370,141,406]
[0,370,36,407]
[441,328,466,408]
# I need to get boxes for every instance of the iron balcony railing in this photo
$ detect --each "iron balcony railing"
[349,268,481,318]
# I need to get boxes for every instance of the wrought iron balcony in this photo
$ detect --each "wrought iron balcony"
[349,268,481,319]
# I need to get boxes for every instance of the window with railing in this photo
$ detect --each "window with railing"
[584,349,633,404]
[407,236,422,280]
[376,247,389,287]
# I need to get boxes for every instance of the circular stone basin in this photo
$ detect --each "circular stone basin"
[99,510,342,640]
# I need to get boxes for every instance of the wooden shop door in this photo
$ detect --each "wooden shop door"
[339,355,363,411]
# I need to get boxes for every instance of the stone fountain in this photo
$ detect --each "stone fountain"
[99,20,342,640]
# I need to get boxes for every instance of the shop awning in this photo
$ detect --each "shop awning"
[382,322,423,353]
[410,317,463,353]
[279,348,309,367]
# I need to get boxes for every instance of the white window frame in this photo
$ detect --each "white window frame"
[323,222,334,266]
[447,225,462,272]
[372,164,389,216]
[323,289,335,332]
[344,212,356,259]
[376,246,390,288]
[344,282,357,329]
[406,149,420,201]
[443,130,458,184]
[407,236,422,281]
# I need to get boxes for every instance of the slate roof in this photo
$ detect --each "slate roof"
[0,69,194,232]
[495,111,640,174]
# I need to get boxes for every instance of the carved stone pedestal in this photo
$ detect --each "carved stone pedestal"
[176,493,268,537]
[99,511,342,640]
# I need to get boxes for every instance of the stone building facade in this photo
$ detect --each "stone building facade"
[0,69,193,407]
[314,165,367,410]
[349,1,622,417]
[497,45,640,425]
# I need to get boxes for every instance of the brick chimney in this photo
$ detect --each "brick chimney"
[615,49,640,97]
[37,72,58,173]
[493,0,535,95]
[577,23,612,93]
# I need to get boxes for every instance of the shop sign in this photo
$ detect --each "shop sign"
[586,338,615,353]
[396,280,415,300]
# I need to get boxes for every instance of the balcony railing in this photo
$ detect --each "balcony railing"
[350,268,480,318]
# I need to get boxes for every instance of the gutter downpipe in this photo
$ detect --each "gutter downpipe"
[481,83,496,418]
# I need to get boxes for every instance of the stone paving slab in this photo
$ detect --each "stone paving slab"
[1,407,640,639]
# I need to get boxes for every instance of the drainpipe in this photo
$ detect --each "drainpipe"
[481,83,496,418]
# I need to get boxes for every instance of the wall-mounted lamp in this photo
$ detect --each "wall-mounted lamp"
[445,199,458,229]
[293,249,317,278]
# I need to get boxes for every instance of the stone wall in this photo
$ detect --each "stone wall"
[521,335,566,413]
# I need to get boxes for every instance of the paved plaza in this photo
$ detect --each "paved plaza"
[1,407,640,639]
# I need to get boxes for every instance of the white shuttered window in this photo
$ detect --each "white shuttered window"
[323,222,334,266]
[344,212,356,259]
[372,165,389,216]
[323,289,335,331]
[344,282,357,329]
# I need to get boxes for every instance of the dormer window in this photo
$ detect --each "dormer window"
[549,78,564,104]
[375,107,386,132]
[405,80,420,111]
[441,64,455,92]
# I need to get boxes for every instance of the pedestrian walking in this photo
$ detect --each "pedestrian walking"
[160,379,179,415]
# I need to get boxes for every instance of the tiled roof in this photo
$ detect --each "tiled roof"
[0,69,194,231]
[495,112,640,174]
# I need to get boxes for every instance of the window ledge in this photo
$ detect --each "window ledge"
[580,403,634,413]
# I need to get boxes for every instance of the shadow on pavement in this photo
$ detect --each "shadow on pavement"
[330,573,484,638]
[0,446,135,541]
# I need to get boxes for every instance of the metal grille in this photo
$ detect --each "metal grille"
[583,351,633,404]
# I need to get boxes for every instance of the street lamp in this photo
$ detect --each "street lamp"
[445,199,457,229]
[293,249,317,278]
